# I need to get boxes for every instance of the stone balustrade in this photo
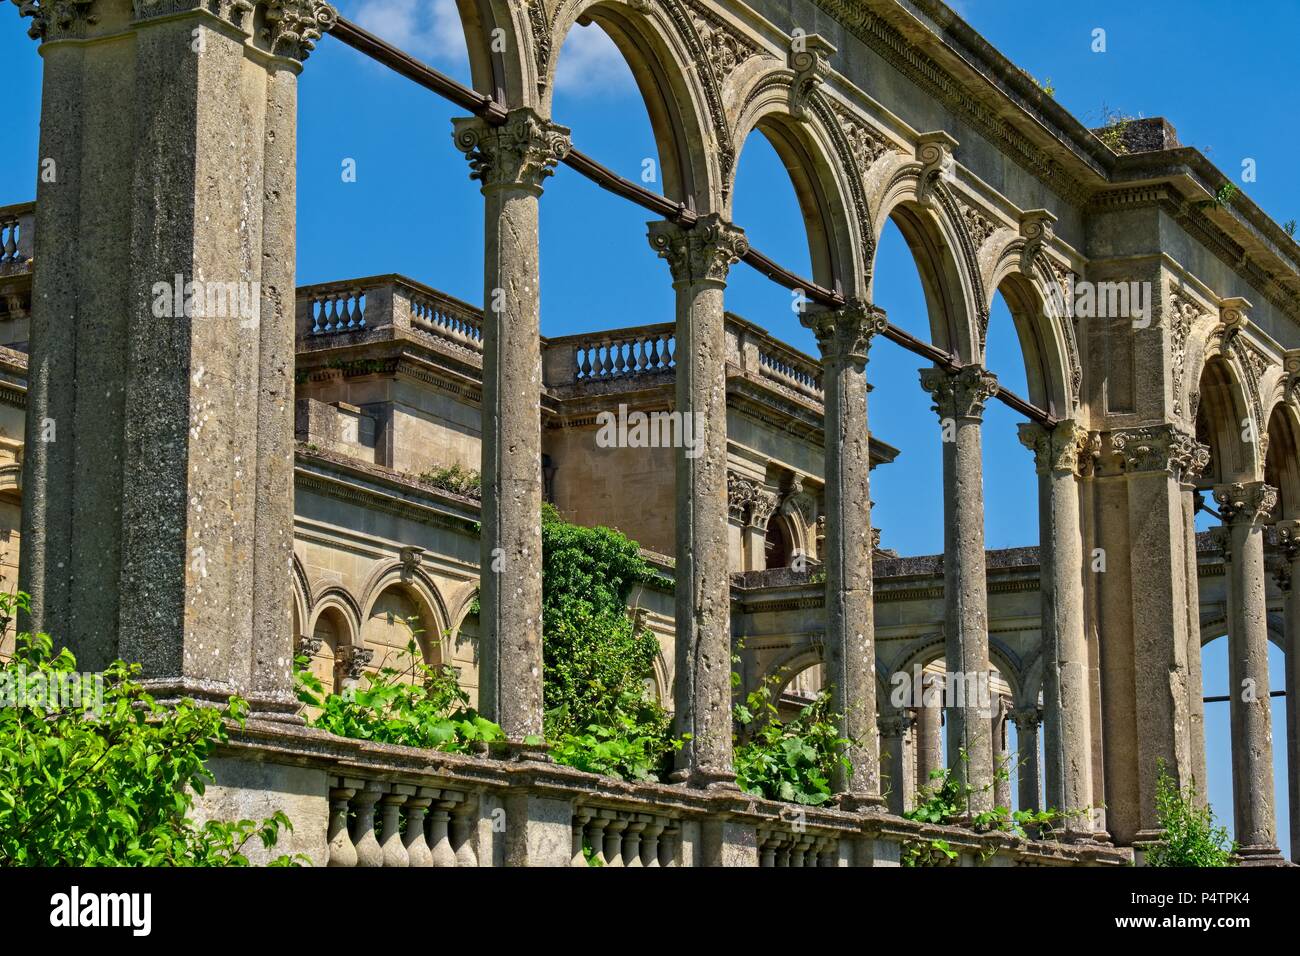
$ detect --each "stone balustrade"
[0,202,34,273]
[325,775,479,868]
[572,805,679,867]
[209,722,1133,868]
[297,275,483,356]
[544,323,676,387]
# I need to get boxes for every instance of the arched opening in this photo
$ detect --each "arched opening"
[764,513,795,570]
[309,606,348,697]
[362,583,441,671]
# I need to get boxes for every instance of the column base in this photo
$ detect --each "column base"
[837,793,887,813]
[670,768,739,791]
[1235,844,1289,867]
[489,740,551,762]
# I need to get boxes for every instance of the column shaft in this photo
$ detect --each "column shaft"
[915,676,943,792]
[1011,710,1042,813]
[805,302,888,804]
[920,366,998,812]
[648,215,747,787]
[1019,421,1095,838]
[454,109,571,743]
[1214,482,1281,862]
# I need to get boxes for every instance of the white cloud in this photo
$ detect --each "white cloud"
[554,23,637,98]
[348,0,467,65]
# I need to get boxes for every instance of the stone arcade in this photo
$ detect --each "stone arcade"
[3,0,1299,866]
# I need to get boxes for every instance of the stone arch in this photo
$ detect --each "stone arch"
[871,167,981,362]
[290,554,311,644]
[454,0,541,107]
[1264,400,1300,519]
[728,80,872,294]
[359,564,451,668]
[986,255,1076,415]
[305,592,361,697]
[307,586,363,647]
[541,1,723,210]
[1194,351,1258,484]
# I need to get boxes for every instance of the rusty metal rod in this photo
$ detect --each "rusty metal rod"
[326,15,1057,428]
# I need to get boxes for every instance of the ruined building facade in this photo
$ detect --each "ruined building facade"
[3,0,1298,866]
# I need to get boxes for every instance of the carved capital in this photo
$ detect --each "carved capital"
[1009,706,1042,732]
[12,0,96,40]
[800,298,888,366]
[1213,481,1277,528]
[296,633,323,660]
[1109,424,1208,480]
[915,130,958,208]
[727,471,775,526]
[647,214,748,286]
[453,108,571,192]
[919,364,998,422]
[1018,209,1056,277]
[1018,420,1088,476]
[260,0,337,60]
[878,711,916,738]
[337,644,374,682]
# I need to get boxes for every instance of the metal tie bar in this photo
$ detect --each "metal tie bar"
[327,15,1058,428]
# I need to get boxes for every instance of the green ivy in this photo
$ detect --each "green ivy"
[296,639,502,753]
[1145,763,1237,867]
[540,504,680,782]
[0,592,300,866]
[732,669,850,806]
[416,462,482,499]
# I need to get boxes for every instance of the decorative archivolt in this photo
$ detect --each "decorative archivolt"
[357,558,452,641]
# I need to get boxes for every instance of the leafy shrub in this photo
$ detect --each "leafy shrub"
[1145,765,1237,867]
[0,593,298,866]
[733,670,850,806]
[540,504,679,781]
[296,638,502,753]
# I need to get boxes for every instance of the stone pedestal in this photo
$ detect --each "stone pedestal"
[16,0,336,717]
[803,301,888,805]
[920,365,998,812]
[453,108,570,743]
[647,215,747,788]
[1213,481,1282,864]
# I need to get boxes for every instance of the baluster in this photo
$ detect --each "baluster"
[378,786,411,867]
[579,346,592,380]
[818,838,838,867]
[403,788,435,867]
[624,820,646,868]
[572,808,593,867]
[775,838,791,868]
[585,815,610,865]
[2,221,15,263]
[326,784,358,867]
[660,825,678,867]
[350,783,384,867]
[428,800,457,867]
[603,817,628,867]
[758,831,777,868]
[452,799,478,867]
[641,819,664,867]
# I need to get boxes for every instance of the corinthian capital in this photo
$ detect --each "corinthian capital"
[1017,420,1088,476]
[647,214,749,286]
[919,364,998,422]
[801,299,888,366]
[1109,424,1208,480]
[453,108,572,192]
[17,0,339,57]
[1213,481,1277,528]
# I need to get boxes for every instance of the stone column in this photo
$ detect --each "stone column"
[1212,481,1283,864]
[879,710,916,814]
[1018,420,1096,839]
[1279,520,1300,863]
[453,109,571,745]
[1010,707,1042,813]
[804,301,889,805]
[915,674,943,792]
[647,215,748,788]
[920,365,999,812]
[15,0,336,716]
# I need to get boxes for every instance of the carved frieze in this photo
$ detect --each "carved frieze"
[1167,290,1208,420]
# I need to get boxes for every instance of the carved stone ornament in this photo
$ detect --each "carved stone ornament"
[919,364,999,421]
[800,298,888,365]
[453,108,572,192]
[788,32,836,120]
[1017,420,1088,476]
[1213,481,1277,528]
[338,644,374,682]
[1018,209,1056,277]
[647,214,749,286]
[915,131,958,208]
[1109,424,1209,480]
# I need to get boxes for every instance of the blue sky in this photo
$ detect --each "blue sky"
[2,1,1295,846]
